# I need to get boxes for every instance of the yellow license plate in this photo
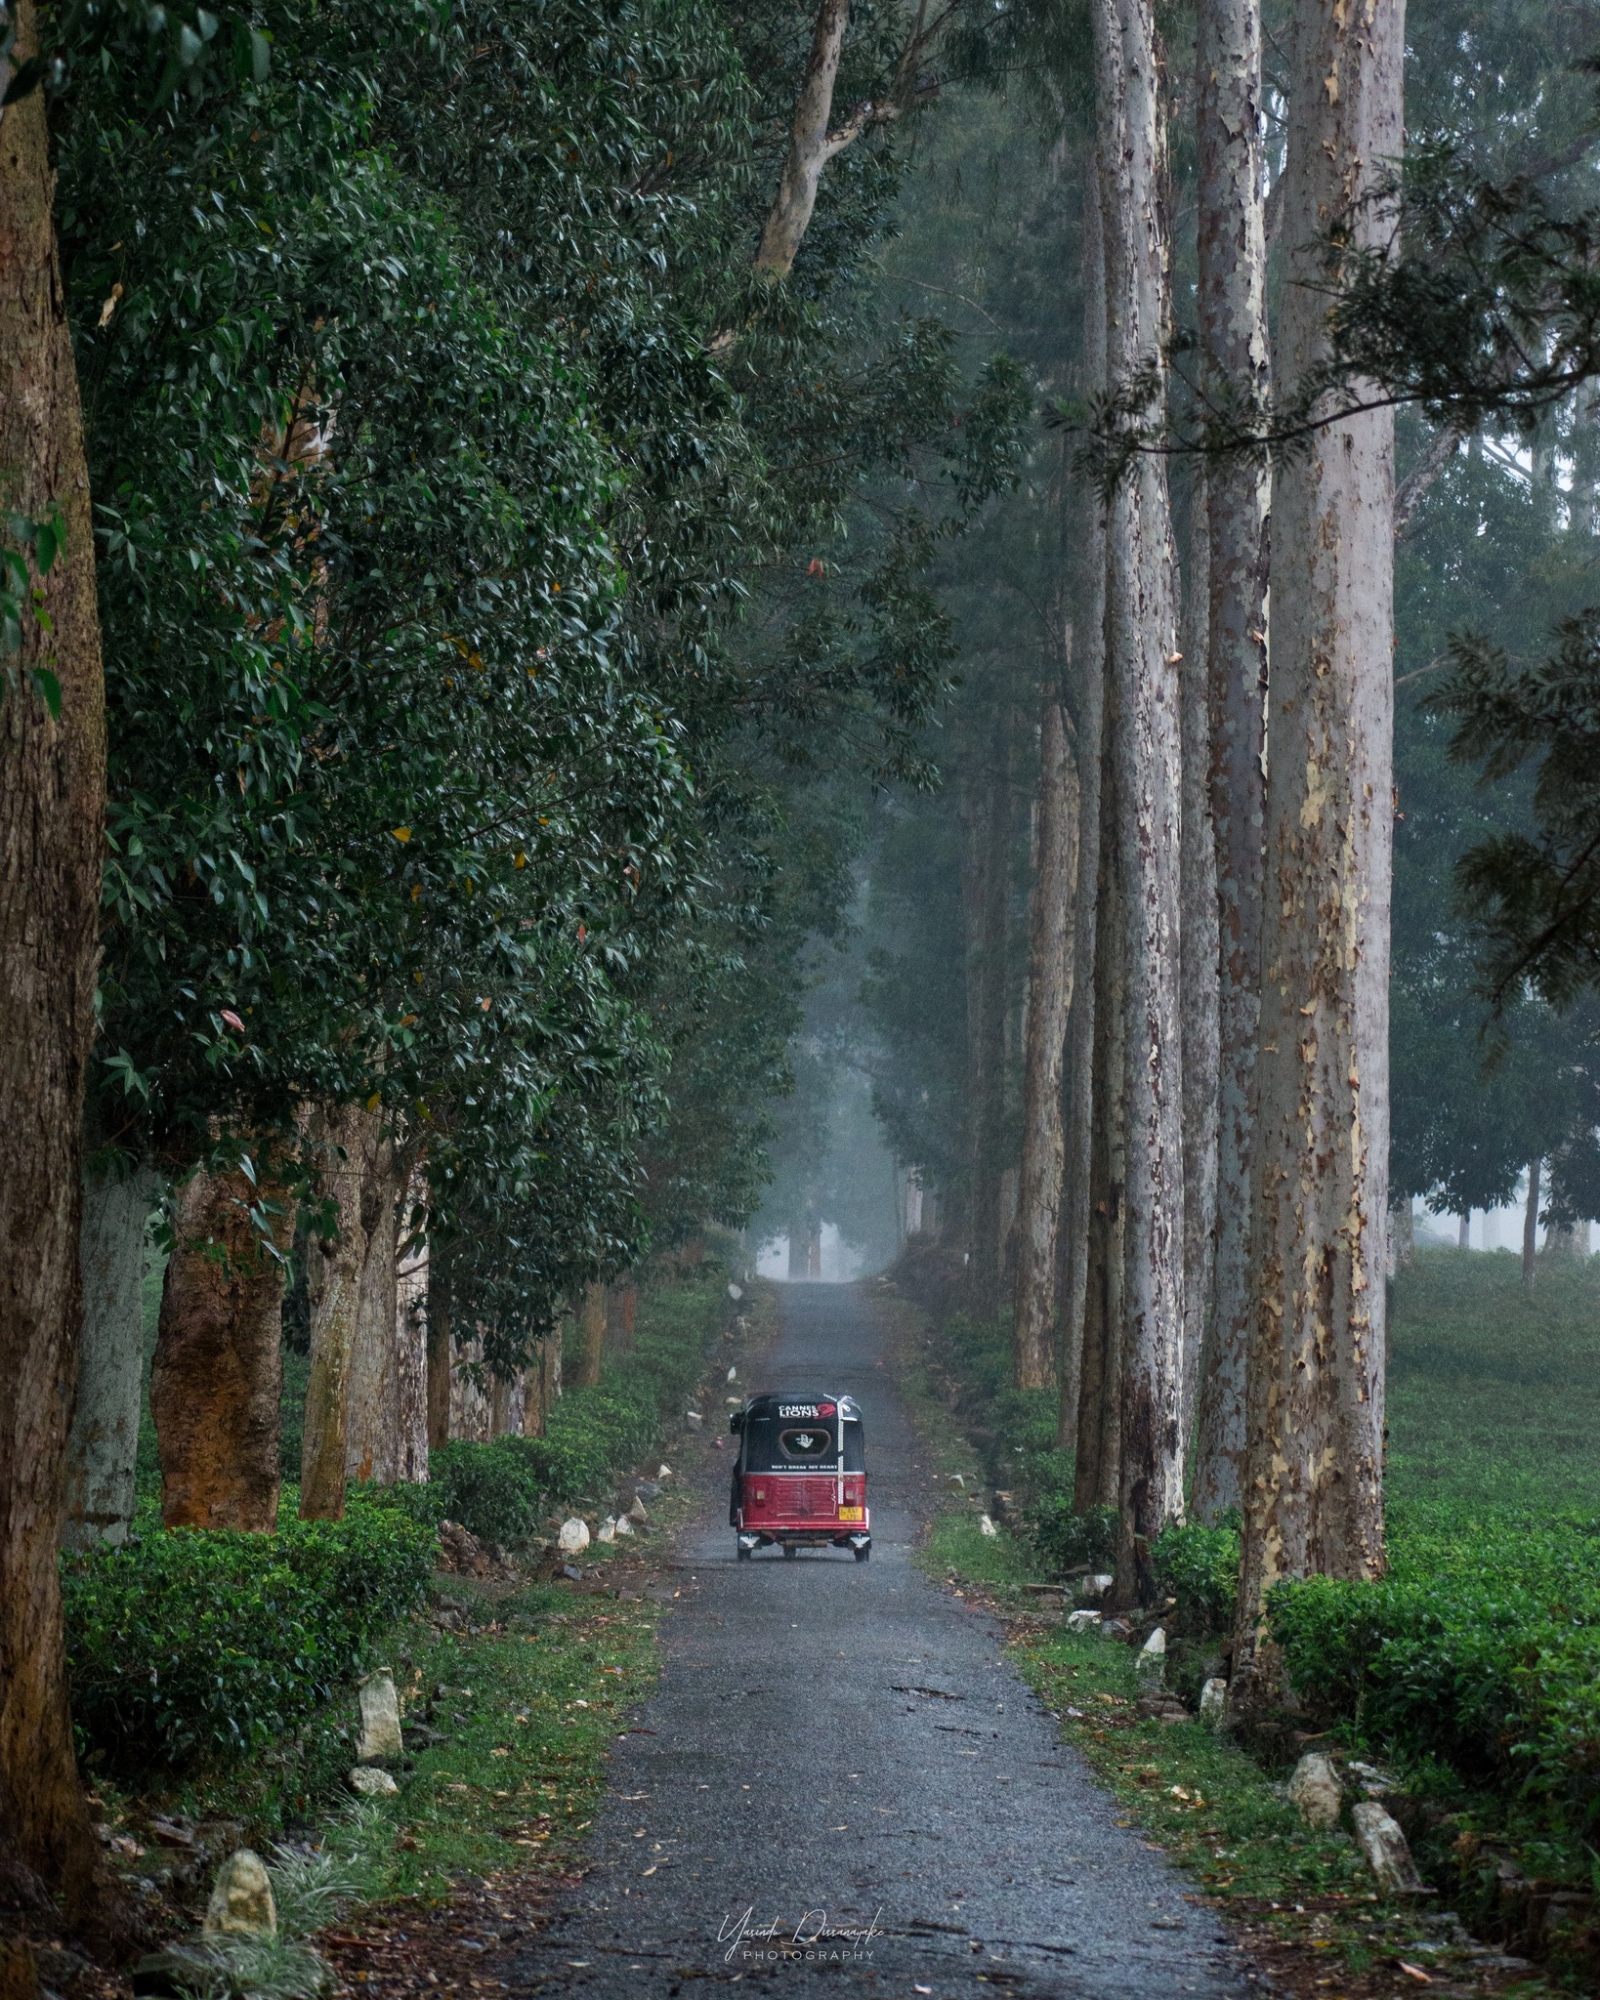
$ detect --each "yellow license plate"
[837,1506,864,1522]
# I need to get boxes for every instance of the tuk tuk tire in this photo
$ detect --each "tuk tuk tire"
[854,1542,871,1562]
[736,1539,752,1561]
[783,1542,798,1559]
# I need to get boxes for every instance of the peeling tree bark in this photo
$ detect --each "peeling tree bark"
[1058,181,1109,1452]
[1191,0,1271,1526]
[62,1160,156,1544]
[1074,709,1125,1513]
[426,1236,453,1449]
[1013,688,1080,1390]
[0,0,123,1928]
[62,1162,158,1549]
[345,1143,401,1486]
[1179,479,1220,1443]
[152,1162,294,1531]
[299,1103,378,1521]
[1094,0,1187,1608]
[1232,0,1403,1697]
[394,1197,429,1482]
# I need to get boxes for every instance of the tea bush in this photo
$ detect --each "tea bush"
[63,1494,434,1769]
[1268,1504,1600,1841]
[1153,1517,1240,1634]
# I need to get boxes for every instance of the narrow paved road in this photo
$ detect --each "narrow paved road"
[507,1282,1251,1996]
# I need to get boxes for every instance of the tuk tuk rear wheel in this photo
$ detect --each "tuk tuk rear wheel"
[854,1542,870,1562]
[783,1542,798,1559]
[736,1539,752,1561]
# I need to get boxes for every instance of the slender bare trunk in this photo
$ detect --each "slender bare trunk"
[1179,479,1220,1442]
[1190,0,1271,1526]
[1058,182,1109,1450]
[152,1162,293,1530]
[298,1103,377,1519]
[448,1330,492,1441]
[572,1279,607,1389]
[754,0,853,280]
[1522,1161,1541,1289]
[0,0,123,1927]
[1390,1195,1414,1270]
[961,716,1015,1313]
[1074,729,1126,1512]
[426,1237,452,1448]
[1014,690,1081,1389]
[613,1279,637,1353]
[1458,1212,1470,1250]
[394,1208,428,1481]
[62,1163,157,1550]
[1233,0,1403,1697]
[345,1143,400,1484]
[1095,0,1187,1608]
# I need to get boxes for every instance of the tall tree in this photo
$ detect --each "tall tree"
[1232,0,1404,1698]
[1014,683,1080,1386]
[1094,0,1187,1608]
[151,1161,295,1530]
[0,0,121,1931]
[299,1105,380,1521]
[1058,179,1108,1450]
[1190,0,1271,1522]
[1178,481,1219,1436]
[960,707,1019,1309]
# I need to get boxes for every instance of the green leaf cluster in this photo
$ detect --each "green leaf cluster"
[61,1492,434,1769]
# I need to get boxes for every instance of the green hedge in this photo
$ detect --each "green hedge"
[1267,1506,1600,1843]
[1148,1507,1600,1849]
[63,1494,434,1769]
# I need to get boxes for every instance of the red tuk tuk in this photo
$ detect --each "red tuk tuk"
[728,1392,870,1561]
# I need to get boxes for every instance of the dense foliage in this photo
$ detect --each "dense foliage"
[40,0,1027,1367]
[62,1496,434,1769]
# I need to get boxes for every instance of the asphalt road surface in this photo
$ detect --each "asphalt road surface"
[504,1281,1252,1998]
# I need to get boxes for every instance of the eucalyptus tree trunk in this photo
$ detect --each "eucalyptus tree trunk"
[394,1200,429,1481]
[1179,481,1220,1441]
[152,1161,294,1530]
[0,0,120,1927]
[522,1328,562,1436]
[1522,1160,1541,1290]
[960,718,1016,1314]
[62,1162,158,1549]
[1390,1195,1414,1270]
[1013,688,1080,1389]
[1232,0,1403,1700]
[1094,0,1187,1608]
[1190,0,1271,1526]
[1074,720,1125,1513]
[299,1102,378,1520]
[345,1143,401,1484]
[755,0,854,279]
[573,1279,607,1388]
[1058,183,1108,1451]
[426,1236,453,1448]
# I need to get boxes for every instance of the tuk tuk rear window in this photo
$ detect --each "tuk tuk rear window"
[741,1413,864,1472]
